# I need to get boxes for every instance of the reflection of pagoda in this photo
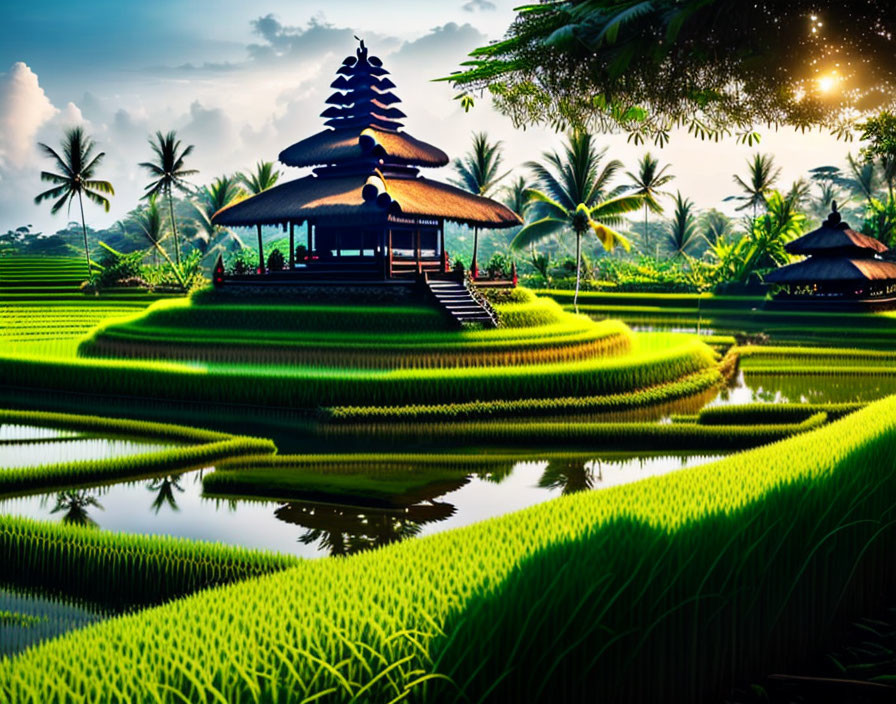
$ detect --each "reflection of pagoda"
[275,500,457,557]
[213,40,520,279]
[764,203,896,308]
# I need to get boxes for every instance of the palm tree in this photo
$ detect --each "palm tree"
[239,161,280,271]
[841,153,880,209]
[665,192,702,258]
[698,209,733,246]
[727,153,782,227]
[135,195,185,288]
[192,175,246,265]
[450,132,510,276]
[240,160,280,195]
[511,132,641,306]
[140,131,197,269]
[34,127,114,272]
[625,152,674,255]
[501,176,533,220]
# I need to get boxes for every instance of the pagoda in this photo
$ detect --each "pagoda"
[763,203,896,308]
[212,40,520,280]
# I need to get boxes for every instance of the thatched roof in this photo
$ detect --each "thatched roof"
[763,257,896,284]
[786,206,888,256]
[212,173,522,229]
[277,39,450,170]
[279,127,448,169]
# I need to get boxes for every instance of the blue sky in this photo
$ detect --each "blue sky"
[0,1,855,234]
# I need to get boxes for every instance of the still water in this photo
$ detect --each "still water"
[0,426,174,470]
[0,453,724,559]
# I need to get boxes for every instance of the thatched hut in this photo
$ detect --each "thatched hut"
[212,40,520,281]
[763,204,896,308]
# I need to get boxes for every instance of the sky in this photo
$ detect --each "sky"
[0,0,860,234]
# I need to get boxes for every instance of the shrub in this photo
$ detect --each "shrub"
[266,248,285,272]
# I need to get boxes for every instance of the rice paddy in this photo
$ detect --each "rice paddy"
[2,271,896,702]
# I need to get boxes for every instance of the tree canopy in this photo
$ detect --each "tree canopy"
[445,1,896,144]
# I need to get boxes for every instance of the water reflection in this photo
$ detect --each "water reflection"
[148,475,185,514]
[0,453,724,559]
[278,500,456,556]
[538,459,595,494]
[48,490,103,528]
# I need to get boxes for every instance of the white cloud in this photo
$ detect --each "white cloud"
[0,62,58,171]
[462,0,496,11]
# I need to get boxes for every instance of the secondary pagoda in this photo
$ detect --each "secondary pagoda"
[212,40,520,279]
[763,203,896,307]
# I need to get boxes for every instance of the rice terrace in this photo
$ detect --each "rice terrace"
[4,2,896,702]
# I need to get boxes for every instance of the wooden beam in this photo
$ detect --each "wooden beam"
[288,222,295,270]
[440,222,448,273]
[388,229,393,278]
[415,228,421,275]
[256,223,265,274]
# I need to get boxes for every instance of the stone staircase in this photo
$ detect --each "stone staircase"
[426,277,498,328]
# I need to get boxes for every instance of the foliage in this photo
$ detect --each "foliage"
[445,1,896,142]
[859,110,896,180]
[266,248,285,272]
[239,160,281,195]
[484,252,512,278]
[727,154,782,223]
[626,152,674,252]
[91,242,145,290]
[5,397,896,701]
[191,174,246,265]
[501,175,533,219]
[140,130,198,269]
[512,132,640,303]
[665,191,702,258]
[34,127,115,271]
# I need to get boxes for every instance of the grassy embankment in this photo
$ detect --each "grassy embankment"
[2,397,895,701]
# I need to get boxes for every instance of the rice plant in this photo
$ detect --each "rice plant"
[1,398,895,702]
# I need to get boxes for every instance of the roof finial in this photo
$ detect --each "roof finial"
[354,36,368,62]
[826,200,842,227]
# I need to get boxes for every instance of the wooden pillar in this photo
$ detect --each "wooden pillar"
[415,228,422,275]
[388,229,393,278]
[256,223,265,274]
[288,222,295,270]
[440,223,448,273]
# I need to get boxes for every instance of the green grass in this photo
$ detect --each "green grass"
[2,335,717,408]
[0,409,276,494]
[79,294,635,369]
[0,514,298,610]
[696,402,866,425]
[319,367,723,422]
[2,396,896,701]
[317,413,829,450]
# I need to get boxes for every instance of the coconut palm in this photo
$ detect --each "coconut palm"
[727,153,782,226]
[501,176,533,220]
[665,192,702,258]
[511,132,641,306]
[840,153,880,209]
[450,132,510,276]
[140,130,197,268]
[135,195,185,288]
[34,127,114,272]
[698,209,733,246]
[240,160,280,195]
[192,175,246,265]
[625,152,674,254]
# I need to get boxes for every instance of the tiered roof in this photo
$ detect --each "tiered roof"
[765,204,896,285]
[214,40,518,229]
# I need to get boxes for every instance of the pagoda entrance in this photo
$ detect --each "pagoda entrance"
[306,217,447,279]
